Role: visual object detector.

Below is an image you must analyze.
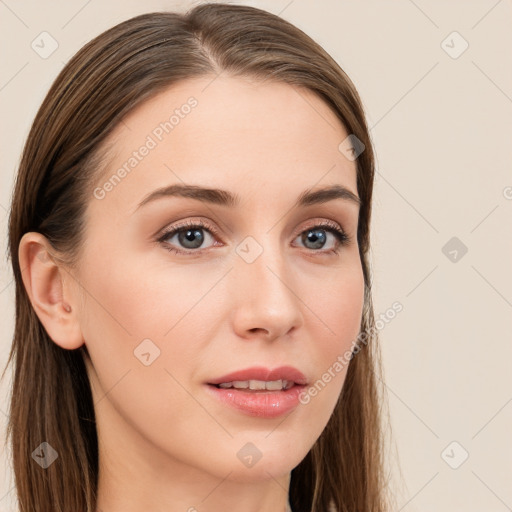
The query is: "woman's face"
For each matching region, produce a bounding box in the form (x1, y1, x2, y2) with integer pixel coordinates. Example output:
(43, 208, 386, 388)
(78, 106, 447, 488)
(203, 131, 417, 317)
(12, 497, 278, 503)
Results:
(74, 75, 364, 482)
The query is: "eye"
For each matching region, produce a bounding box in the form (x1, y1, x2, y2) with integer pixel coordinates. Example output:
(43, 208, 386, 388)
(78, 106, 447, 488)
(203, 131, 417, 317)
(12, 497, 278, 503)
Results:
(157, 220, 219, 255)
(293, 221, 350, 255)
(157, 219, 351, 256)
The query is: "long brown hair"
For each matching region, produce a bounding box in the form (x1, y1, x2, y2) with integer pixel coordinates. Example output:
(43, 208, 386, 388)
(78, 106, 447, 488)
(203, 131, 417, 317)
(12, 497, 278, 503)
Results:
(3, 3, 393, 511)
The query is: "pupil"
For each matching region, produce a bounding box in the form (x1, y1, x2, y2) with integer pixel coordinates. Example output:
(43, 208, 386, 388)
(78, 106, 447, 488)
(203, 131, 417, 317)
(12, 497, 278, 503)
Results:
(303, 229, 326, 249)
(180, 228, 204, 248)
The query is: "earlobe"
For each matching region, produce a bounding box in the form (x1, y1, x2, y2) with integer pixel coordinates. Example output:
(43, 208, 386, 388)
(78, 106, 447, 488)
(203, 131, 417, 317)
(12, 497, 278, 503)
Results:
(18, 232, 84, 350)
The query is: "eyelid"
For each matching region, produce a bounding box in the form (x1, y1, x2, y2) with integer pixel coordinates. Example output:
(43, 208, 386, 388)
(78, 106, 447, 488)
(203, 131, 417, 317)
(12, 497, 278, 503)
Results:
(295, 218, 346, 238)
(156, 216, 352, 254)
(156, 218, 221, 241)
(157, 217, 348, 239)
(155, 219, 221, 257)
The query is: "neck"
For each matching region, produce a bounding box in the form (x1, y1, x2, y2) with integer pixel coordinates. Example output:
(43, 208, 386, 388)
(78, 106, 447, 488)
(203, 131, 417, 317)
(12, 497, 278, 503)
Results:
(94, 408, 293, 512)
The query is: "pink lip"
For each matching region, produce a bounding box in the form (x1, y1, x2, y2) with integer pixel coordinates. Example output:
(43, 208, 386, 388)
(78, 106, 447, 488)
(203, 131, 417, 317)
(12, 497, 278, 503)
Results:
(204, 385, 306, 418)
(207, 365, 308, 386)
(205, 365, 308, 419)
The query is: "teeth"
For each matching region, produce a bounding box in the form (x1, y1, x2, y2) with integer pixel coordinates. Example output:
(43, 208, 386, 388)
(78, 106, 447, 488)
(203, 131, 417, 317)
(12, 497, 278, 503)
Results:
(216, 379, 293, 390)
(263, 379, 282, 390)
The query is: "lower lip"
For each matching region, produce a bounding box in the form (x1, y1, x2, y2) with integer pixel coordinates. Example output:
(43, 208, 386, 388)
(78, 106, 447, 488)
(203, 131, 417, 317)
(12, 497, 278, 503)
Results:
(204, 384, 306, 418)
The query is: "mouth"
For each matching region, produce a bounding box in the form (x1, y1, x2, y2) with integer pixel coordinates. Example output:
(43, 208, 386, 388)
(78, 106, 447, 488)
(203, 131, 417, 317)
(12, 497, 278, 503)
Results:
(206, 365, 308, 388)
(207, 379, 299, 392)
(204, 365, 308, 418)
(204, 373, 308, 418)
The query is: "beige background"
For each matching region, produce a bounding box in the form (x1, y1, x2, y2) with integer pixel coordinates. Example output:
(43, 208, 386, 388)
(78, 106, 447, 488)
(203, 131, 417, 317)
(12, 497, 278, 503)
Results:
(1, 0, 511, 510)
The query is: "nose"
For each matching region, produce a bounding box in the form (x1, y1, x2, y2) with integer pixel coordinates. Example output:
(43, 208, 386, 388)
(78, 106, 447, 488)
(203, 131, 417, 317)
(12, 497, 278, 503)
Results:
(230, 240, 304, 341)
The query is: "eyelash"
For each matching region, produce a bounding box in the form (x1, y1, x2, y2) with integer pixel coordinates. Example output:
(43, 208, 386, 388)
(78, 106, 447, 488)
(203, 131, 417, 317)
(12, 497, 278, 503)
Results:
(156, 219, 352, 256)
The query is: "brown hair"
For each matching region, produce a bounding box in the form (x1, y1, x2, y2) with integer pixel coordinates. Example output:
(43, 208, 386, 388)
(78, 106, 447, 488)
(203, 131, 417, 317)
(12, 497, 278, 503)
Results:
(3, 3, 393, 511)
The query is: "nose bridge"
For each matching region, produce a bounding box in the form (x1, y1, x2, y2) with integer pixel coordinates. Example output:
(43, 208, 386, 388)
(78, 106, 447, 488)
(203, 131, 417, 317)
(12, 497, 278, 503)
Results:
(230, 234, 303, 338)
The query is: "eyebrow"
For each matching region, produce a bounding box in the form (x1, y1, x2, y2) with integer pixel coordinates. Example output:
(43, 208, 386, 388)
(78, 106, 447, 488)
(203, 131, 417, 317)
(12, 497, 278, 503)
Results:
(135, 183, 361, 212)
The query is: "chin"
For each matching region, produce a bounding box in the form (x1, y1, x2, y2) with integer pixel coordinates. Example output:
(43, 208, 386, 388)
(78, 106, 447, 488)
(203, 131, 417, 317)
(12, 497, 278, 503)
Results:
(224, 459, 298, 482)
(218, 439, 308, 482)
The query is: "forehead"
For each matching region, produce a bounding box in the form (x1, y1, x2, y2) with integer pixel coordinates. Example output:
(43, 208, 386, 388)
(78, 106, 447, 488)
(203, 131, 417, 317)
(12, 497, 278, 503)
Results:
(89, 75, 358, 217)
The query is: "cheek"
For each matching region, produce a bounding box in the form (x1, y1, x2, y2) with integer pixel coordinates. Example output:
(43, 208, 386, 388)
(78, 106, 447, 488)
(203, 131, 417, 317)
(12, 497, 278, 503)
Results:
(328, 272, 365, 358)
(77, 247, 226, 407)
(78, 255, 226, 459)
(297, 262, 365, 414)
(79, 245, 218, 344)
(309, 259, 365, 356)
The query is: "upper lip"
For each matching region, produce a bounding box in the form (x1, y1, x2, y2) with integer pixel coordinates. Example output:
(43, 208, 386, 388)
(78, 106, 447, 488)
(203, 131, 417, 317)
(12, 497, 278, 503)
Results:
(207, 365, 308, 386)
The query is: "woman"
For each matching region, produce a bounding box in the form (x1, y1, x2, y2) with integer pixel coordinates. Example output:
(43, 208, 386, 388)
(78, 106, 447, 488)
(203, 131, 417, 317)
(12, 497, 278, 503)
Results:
(3, 3, 392, 511)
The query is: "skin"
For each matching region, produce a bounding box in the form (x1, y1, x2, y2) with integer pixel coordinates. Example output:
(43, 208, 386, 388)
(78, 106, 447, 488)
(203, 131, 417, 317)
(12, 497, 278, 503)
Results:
(19, 75, 364, 512)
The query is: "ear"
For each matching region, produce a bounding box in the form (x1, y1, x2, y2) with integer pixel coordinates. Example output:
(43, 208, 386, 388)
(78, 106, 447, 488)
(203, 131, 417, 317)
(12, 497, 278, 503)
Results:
(18, 232, 84, 350)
